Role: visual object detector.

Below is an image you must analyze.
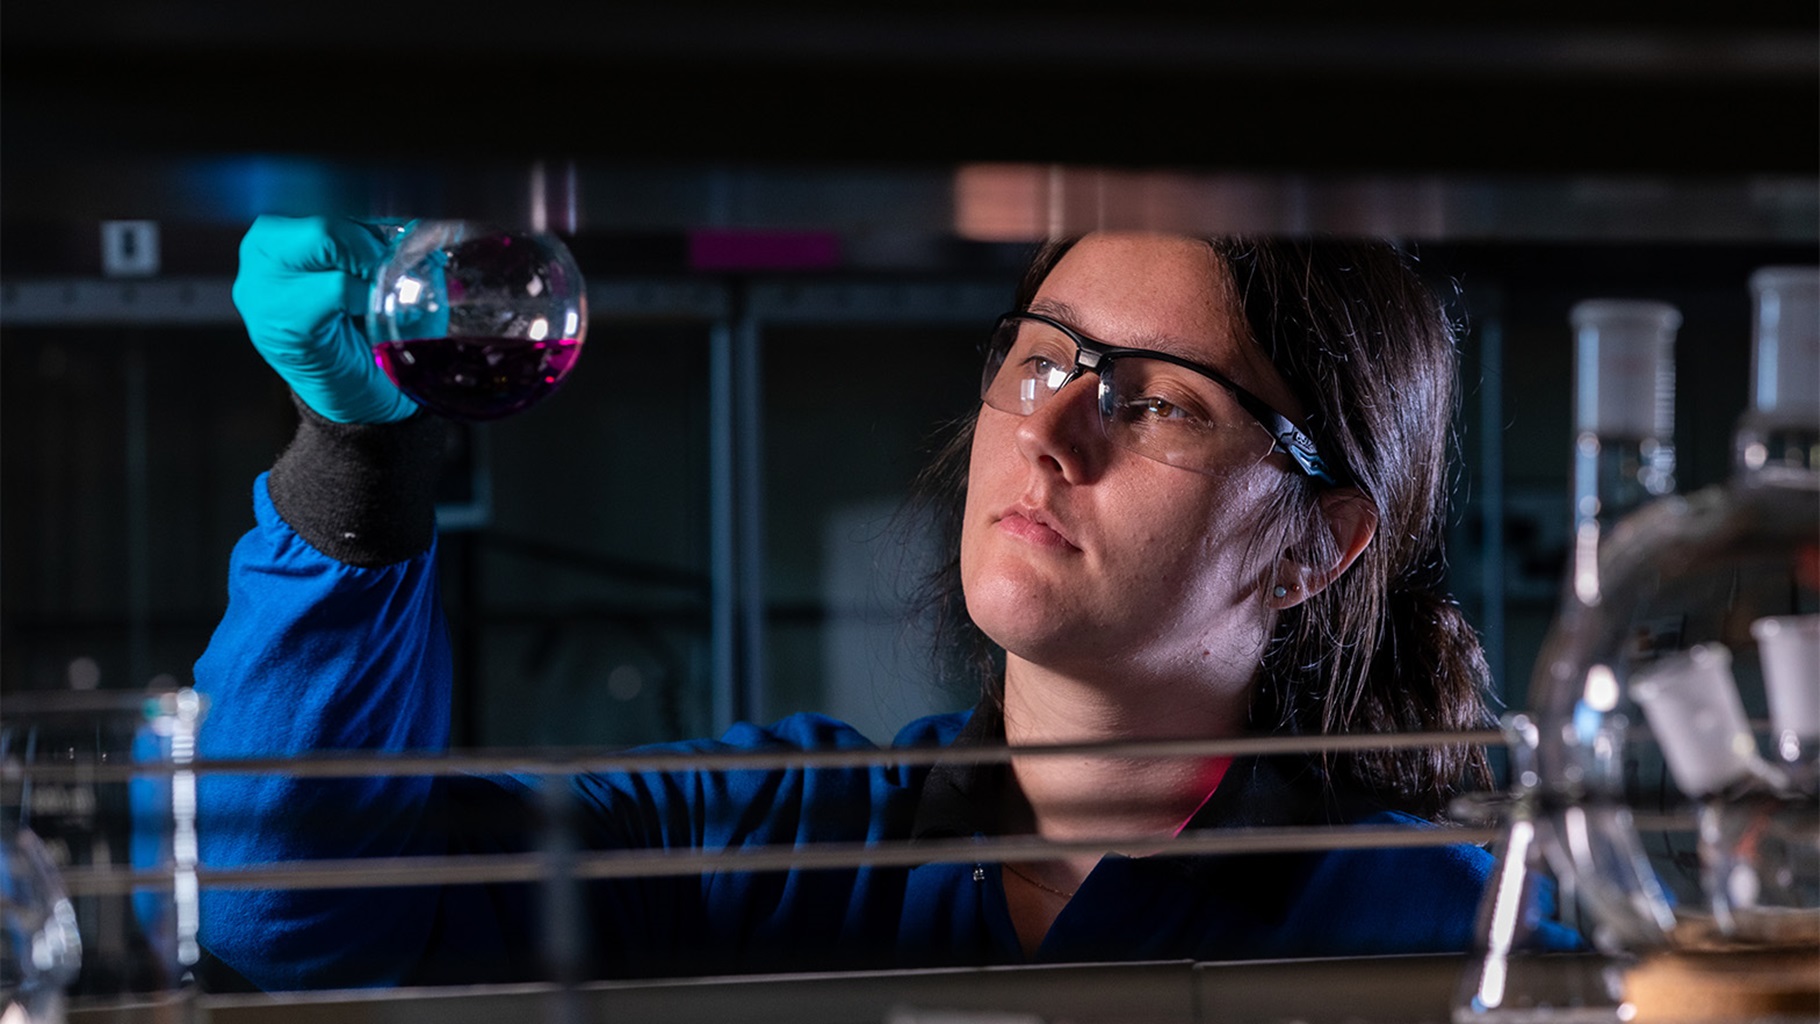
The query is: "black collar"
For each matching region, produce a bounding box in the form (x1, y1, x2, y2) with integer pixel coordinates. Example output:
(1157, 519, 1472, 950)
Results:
(910, 700, 1010, 840)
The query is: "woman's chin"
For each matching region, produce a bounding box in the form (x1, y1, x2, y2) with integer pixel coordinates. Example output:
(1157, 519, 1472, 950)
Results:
(967, 596, 1102, 672)
(967, 565, 1074, 632)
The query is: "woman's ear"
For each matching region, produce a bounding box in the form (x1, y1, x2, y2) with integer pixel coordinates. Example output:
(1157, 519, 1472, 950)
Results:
(1268, 488, 1378, 610)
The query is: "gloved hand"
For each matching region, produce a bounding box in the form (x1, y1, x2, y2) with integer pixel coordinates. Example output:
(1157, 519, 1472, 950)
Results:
(231, 215, 419, 424)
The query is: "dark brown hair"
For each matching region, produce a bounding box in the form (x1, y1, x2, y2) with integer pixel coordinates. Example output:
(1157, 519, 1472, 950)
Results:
(909, 234, 1493, 819)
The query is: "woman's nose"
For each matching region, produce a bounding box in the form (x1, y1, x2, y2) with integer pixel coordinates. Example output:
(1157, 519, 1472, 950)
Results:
(1013, 375, 1104, 479)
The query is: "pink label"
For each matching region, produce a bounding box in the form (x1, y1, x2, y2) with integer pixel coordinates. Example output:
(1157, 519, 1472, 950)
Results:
(688, 229, 841, 271)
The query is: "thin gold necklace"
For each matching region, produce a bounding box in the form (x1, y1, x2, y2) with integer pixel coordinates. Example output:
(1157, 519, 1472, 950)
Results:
(1001, 861, 1077, 900)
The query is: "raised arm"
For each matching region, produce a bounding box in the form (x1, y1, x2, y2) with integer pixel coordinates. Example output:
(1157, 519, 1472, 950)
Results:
(190, 219, 928, 990)
(194, 216, 472, 990)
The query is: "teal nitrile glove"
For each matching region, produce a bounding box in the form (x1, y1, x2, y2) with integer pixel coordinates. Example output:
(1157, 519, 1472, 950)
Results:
(231, 215, 420, 424)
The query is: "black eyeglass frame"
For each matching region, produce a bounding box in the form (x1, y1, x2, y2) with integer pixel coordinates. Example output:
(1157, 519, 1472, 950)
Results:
(985, 311, 1343, 486)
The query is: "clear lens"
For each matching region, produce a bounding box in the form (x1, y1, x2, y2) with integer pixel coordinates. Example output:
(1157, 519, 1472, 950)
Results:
(982, 315, 1276, 477)
(982, 316, 1075, 415)
(1100, 359, 1276, 475)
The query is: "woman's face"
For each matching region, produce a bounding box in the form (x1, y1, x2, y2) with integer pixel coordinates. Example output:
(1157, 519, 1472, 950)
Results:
(960, 233, 1305, 690)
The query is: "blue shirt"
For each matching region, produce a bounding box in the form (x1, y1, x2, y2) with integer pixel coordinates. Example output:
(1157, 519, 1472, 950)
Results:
(193, 475, 1507, 992)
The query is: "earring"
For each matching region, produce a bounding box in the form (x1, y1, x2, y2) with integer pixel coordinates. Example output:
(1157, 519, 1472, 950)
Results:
(1272, 584, 1289, 599)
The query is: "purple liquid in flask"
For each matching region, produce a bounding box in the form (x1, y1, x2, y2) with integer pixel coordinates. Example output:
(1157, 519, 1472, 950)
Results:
(376, 335, 583, 421)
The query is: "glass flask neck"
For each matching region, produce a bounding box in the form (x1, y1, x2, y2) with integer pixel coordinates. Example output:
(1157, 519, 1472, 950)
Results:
(1567, 299, 1681, 606)
(1741, 266, 1820, 487)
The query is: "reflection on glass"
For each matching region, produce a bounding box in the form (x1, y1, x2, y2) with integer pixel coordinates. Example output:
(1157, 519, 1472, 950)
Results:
(368, 221, 589, 422)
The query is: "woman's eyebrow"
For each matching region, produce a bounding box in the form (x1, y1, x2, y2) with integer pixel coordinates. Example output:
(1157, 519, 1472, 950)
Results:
(1025, 298, 1081, 323)
(1027, 298, 1210, 362)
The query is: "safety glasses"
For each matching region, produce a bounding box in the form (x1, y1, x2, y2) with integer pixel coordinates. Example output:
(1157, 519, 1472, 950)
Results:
(981, 312, 1341, 486)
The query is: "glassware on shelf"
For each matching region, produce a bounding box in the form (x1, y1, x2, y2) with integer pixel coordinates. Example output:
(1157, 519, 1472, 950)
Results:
(1456, 299, 1684, 1023)
(0, 688, 207, 1012)
(1455, 713, 1630, 1023)
(1522, 266, 1819, 1020)
(368, 220, 589, 422)
(2, 826, 81, 1023)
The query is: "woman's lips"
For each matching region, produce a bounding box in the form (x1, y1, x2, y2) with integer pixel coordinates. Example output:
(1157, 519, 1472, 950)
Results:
(997, 507, 1080, 551)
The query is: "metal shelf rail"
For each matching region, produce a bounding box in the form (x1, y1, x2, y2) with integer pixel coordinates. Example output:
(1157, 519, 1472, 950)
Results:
(8, 718, 1549, 1021)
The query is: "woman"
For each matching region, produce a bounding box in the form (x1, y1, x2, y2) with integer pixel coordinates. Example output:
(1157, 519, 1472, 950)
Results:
(194, 219, 1507, 991)
(925, 232, 1492, 952)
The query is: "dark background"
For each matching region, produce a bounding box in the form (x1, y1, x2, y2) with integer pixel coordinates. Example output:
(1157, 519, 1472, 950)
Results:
(3, 2, 1815, 747)
(6, 2, 1816, 173)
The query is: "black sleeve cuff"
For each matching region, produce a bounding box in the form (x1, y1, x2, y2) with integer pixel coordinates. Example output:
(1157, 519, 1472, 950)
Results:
(266, 394, 447, 567)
